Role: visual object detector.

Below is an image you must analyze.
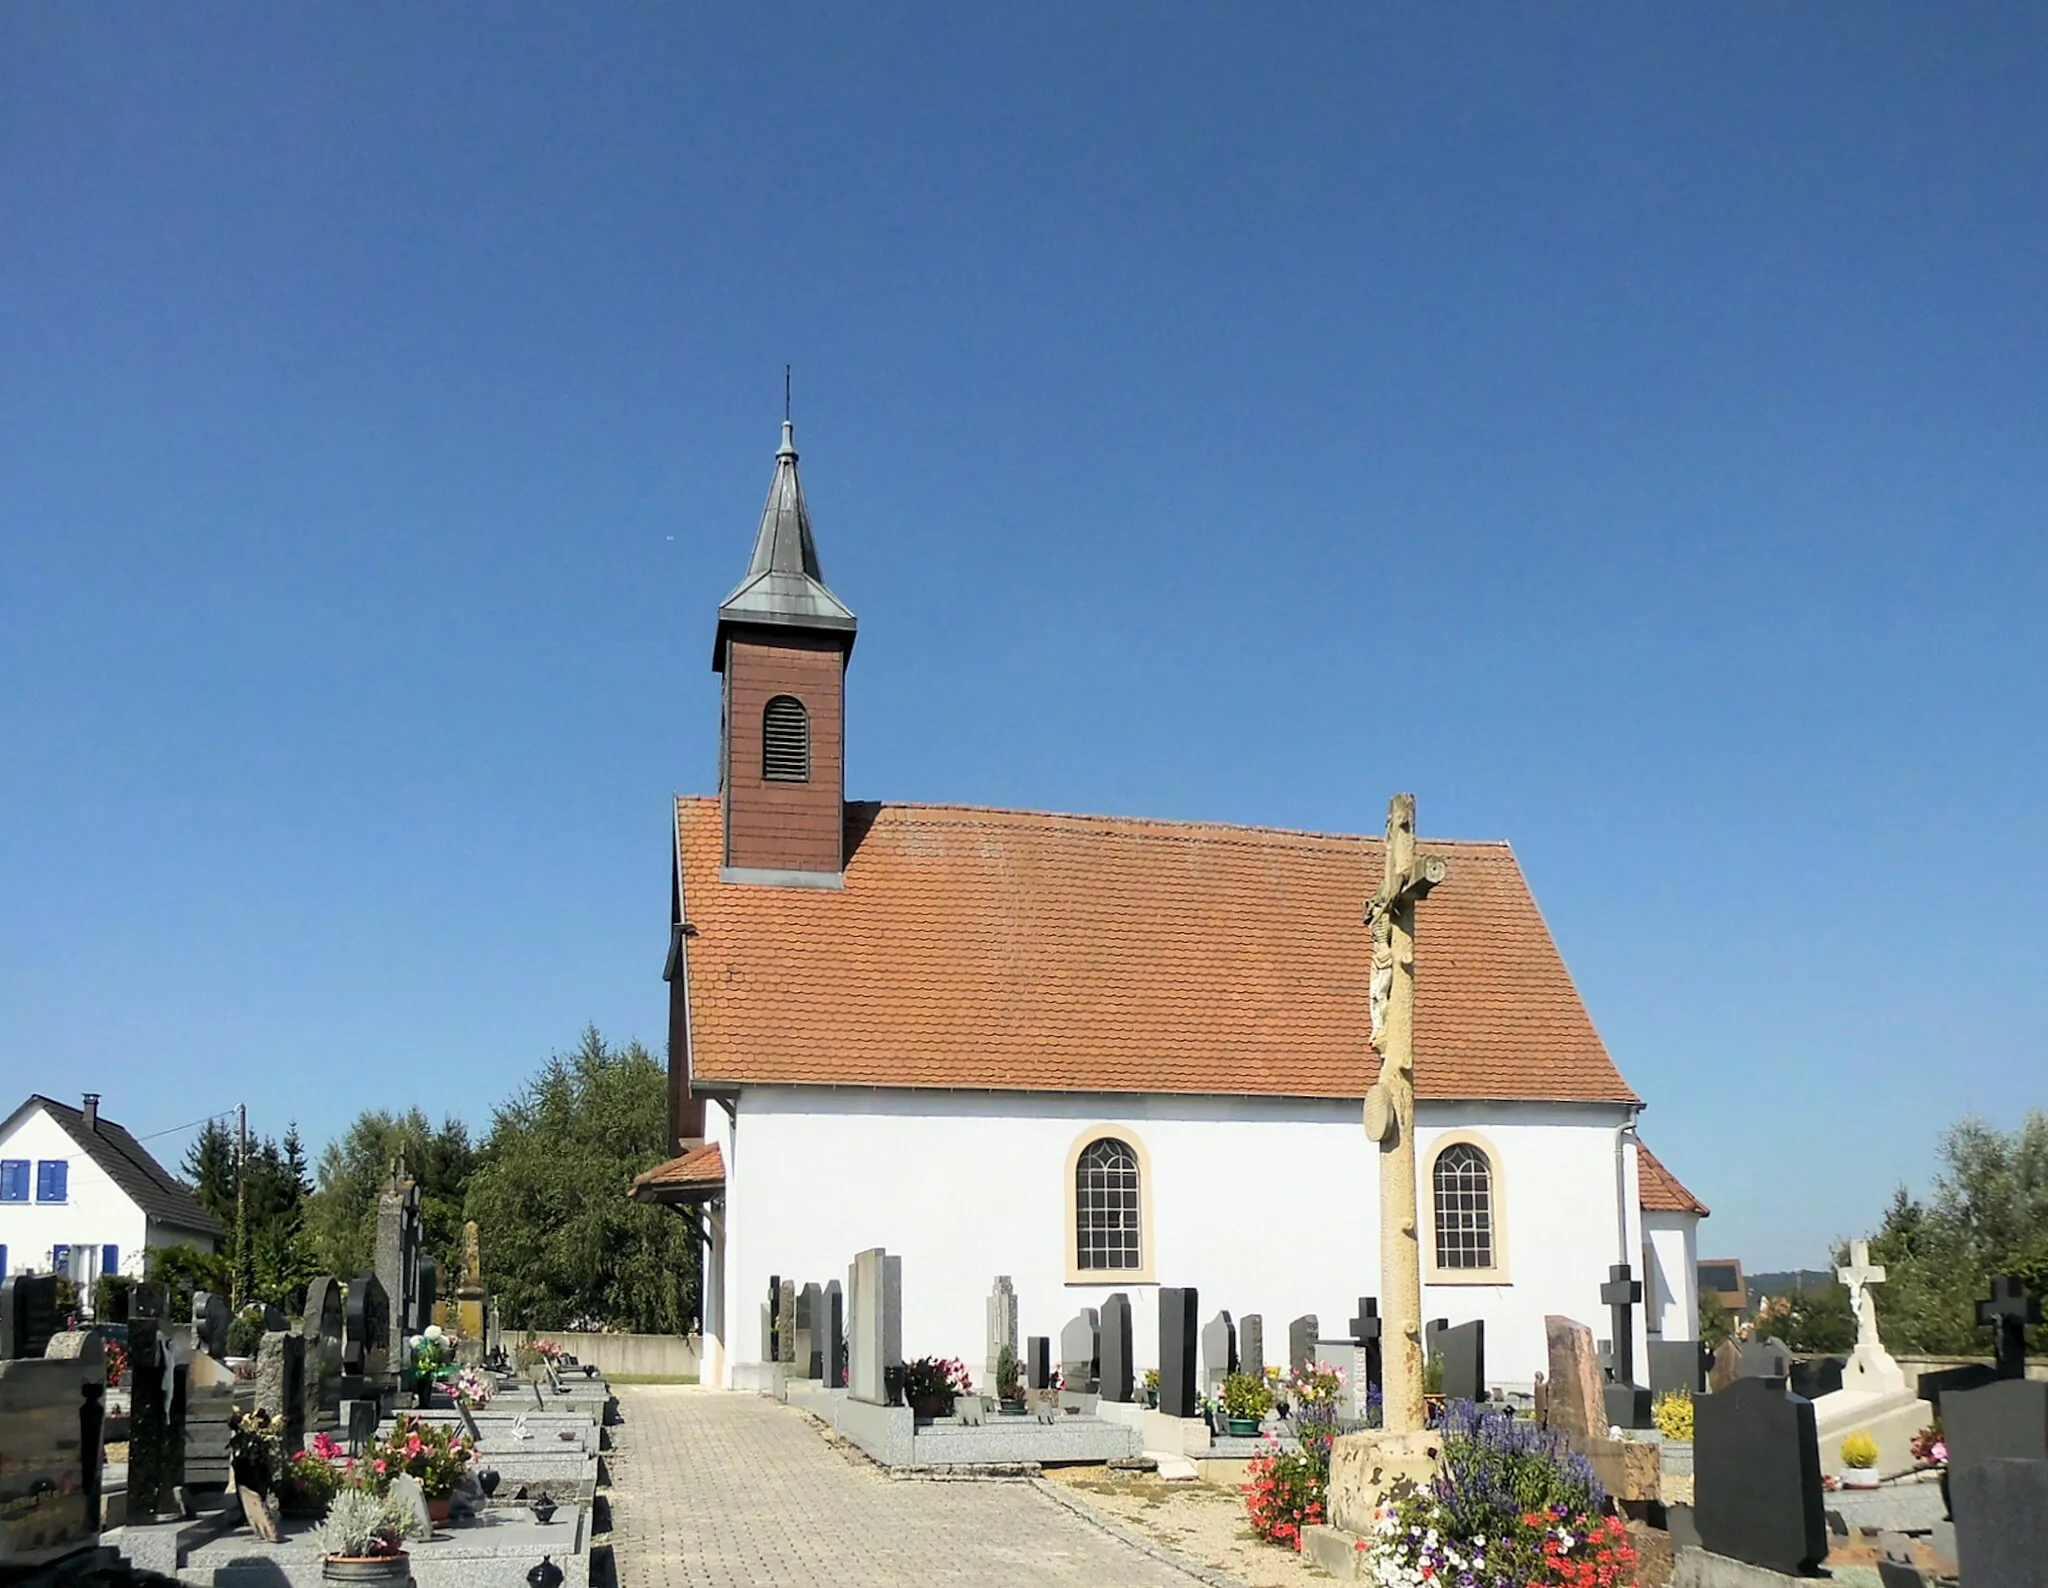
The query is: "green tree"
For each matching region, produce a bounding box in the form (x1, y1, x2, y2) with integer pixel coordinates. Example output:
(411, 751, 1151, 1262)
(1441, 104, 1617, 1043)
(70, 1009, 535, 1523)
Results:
(146, 1241, 233, 1300)
(306, 1108, 475, 1284)
(181, 1119, 237, 1226)
(1868, 1111, 2048, 1355)
(1699, 1292, 1735, 1349)
(464, 1027, 699, 1333)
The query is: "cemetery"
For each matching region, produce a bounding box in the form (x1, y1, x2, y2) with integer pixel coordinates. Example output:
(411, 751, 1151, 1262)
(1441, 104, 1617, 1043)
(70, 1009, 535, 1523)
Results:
(2, 1184, 613, 1588)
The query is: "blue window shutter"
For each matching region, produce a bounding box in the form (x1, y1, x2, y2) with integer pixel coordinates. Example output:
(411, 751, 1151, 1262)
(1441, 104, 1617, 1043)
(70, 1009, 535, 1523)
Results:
(52, 1243, 71, 1274)
(0, 1244, 8, 1278)
(0, 1160, 26, 1202)
(103, 1244, 119, 1276)
(36, 1160, 67, 1202)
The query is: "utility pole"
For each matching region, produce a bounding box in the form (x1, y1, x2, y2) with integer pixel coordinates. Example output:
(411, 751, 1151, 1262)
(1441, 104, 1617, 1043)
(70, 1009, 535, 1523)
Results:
(234, 1102, 250, 1309)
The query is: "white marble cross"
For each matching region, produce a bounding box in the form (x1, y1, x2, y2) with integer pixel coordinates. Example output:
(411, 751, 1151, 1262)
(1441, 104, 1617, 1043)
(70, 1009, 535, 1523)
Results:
(1837, 1239, 1887, 1352)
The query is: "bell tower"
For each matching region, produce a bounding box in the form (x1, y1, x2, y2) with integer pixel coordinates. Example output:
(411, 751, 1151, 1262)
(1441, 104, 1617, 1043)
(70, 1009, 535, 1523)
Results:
(713, 419, 856, 883)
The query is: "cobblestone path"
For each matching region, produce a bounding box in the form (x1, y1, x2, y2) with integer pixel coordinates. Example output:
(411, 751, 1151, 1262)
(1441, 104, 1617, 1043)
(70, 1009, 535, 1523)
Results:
(607, 1387, 1212, 1587)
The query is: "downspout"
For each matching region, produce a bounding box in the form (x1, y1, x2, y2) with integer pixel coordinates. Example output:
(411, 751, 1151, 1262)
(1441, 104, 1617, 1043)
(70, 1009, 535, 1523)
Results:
(1615, 1104, 1645, 1378)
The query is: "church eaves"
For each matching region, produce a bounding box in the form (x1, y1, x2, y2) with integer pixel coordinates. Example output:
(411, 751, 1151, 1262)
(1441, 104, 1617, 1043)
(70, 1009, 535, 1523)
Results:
(714, 420, 856, 669)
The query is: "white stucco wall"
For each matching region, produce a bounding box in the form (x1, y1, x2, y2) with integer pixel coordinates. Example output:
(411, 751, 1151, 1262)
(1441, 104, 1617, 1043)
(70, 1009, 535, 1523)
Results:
(0, 1107, 150, 1283)
(716, 1086, 1639, 1392)
(1643, 1211, 1700, 1342)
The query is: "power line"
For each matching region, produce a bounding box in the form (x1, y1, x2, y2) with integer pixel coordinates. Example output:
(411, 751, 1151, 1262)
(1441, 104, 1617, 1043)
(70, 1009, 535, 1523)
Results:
(132, 1108, 239, 1143)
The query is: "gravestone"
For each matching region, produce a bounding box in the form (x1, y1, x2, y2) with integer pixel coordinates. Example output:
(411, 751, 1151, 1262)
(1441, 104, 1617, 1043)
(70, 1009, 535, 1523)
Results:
(1544, 1316, 1604, 1442)
(1977, 1273, 2041, 1378)
(1426, 1318, 1485, 1404)
(0, 1331, 106, 1565)
(1708, 1337, 1744, 1393)
(1059, 1307, 1100, 1392)
(1600, 1264, 1652, 1429)
(373, 1173, 423, 1365)
(191, 1291, 230, 1361)
(1347, 1297, 1384, 1403)
(1943, 1376, 2048, 1472)
(388, 1472, 433, 1538)
(415, 1254, 440, 1335)
(984, 1276, 1018, 1399)
(1288, 1314, 1318, 1376)
(822, 1278, 846, 1387)
(1788, 1356, 1845, 1401)
(778, 1279, 797, 1366)
(1647, 1339, 1709, 1398)
(1159, 1286, 1199, 1419)
(759, 1301, 773, 1364)
(1694, 1376, 1826, 1575)
(1099, 1293, 1134, 1403)
(795, 1282, 822, 1379)
(1201, 1310, 1237, 1395)
(1025, 1336, 1051, 1392)
(127, 1315, 187, 1521)
(847, 1248, 900, 1405)
(255, 1330, 306, 1454)
(1740, 1335, 1793, 1380)
(456, 1220, 488, 1342)
(1949, 1458, 2048, 1588)
(1, 1273, 61, 1361)
(301, 1277, 345, 1433)
(1239, 1314, 1265, 1380)
(485, 1300, 501, 1357)
(1317, 1341, 1372, 1420)
(343, 1272, 390, 1385)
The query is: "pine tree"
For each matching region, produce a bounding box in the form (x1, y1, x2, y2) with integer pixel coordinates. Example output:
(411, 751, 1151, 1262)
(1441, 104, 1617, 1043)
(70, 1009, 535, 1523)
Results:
(181, 1119, 237, 1226)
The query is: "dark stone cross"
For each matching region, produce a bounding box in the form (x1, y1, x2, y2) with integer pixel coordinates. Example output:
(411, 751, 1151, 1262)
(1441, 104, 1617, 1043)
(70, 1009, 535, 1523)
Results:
(1347, 1297, 1383, 1402)
(766, 1274, 782, 1366)
(1600, 1264, 1643, 1384)
(1976, 1275, 2041, 1380)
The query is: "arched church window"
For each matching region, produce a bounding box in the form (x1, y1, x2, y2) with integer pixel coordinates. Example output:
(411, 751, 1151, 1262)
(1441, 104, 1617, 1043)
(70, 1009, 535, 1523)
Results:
(762, 695, 810, 782)
(1075, 1137, 1142, 1271)
(1432, 1142, 1495, 1271)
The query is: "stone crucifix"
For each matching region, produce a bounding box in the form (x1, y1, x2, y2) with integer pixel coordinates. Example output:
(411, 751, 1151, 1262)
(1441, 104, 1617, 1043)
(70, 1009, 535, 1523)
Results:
(1838, 1240, 1885, 1354)
(1361, 792, 1446, 1434)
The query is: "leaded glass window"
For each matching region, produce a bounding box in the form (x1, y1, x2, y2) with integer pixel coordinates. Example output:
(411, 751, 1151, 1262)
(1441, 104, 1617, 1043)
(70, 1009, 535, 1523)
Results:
(1075, 1137, 1141, 1271)
(1432, 1143, 1494, 1270)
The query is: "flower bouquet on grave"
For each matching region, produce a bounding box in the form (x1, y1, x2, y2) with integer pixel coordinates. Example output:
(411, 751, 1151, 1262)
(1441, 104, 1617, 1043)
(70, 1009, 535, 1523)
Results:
(452, 1366, 494, 1407)
(104, 1337, 129, 1389)
(901, 1355, 972, 1419)
(1222, 1371, 1275, 1436)
(1910, 1419, 1946, 1469)
(1141, 1367, 1161, 1408)
(281, 1445, 344, 1517)
(404, 1327, 457, 1403)
(369, 1413, 476, 1513)
(228, 1407, 285, 1498)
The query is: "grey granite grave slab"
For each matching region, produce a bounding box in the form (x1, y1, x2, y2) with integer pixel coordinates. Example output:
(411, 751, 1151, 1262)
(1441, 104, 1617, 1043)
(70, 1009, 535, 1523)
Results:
(175, 1504, 590, 1588)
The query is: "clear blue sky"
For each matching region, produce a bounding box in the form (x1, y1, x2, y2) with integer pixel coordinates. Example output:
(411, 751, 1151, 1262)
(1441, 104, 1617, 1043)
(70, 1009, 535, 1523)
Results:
(4, 5, 2042, 1271)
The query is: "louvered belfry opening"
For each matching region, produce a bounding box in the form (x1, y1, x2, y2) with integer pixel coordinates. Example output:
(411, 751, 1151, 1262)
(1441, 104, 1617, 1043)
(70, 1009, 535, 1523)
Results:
(761, 694, 811, 782)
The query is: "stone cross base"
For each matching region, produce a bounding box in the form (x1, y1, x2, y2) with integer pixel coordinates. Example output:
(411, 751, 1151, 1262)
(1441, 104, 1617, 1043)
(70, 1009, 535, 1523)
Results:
(1325, 1429, 1444, 1534)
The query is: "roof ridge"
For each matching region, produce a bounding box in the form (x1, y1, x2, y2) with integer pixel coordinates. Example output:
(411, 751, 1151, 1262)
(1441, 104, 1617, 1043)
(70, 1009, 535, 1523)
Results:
(675, 792, 1514, 851)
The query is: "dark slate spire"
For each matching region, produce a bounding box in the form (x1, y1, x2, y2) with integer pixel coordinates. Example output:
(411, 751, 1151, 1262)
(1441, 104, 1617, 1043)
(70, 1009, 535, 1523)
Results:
(713, 419, 856, 669)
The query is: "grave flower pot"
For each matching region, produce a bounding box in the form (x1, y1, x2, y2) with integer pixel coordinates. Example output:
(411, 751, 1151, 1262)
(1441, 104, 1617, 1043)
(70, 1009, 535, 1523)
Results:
(426, 1496, 454, 1525)
(911, 1393, 951, 1419)
(1226, 1416, 1261, 1437)
(322, 1553, 412, 1587)
(1839, 1469, 1881, 1489)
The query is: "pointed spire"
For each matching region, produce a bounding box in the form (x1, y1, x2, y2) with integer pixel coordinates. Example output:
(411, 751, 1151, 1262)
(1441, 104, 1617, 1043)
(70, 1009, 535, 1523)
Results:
(714, 417, 856, 670)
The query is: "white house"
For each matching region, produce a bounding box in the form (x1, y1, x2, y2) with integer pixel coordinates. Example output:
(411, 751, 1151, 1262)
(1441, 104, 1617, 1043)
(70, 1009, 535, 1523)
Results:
(1637, 1141, 1709, 1341)
(632, 420, 1713, 1395)
(0, 1093, 223, 1293)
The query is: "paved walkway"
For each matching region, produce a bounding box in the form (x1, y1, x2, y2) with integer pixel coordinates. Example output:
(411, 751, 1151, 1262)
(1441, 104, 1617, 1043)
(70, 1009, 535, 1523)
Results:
(607, 1386, 1212, 1587)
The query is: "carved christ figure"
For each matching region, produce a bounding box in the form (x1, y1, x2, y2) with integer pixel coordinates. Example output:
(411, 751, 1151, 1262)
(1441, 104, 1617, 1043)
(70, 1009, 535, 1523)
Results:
(1369, 910, 1395, 1050)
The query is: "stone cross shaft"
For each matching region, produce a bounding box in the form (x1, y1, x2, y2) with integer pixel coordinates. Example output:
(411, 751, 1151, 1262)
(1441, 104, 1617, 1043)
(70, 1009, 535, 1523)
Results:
(1600, 1264, 1643, 1386)
(1837, 1240, 1886, 1352)
(1361, 792, 1446, 1435)
(1976, 1274, 2042, 1378)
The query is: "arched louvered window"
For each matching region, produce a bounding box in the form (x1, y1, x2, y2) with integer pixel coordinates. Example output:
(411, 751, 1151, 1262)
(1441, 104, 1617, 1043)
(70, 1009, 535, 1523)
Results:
(1432, 1143, 1495, 1271)
(762, 695, 810, 782)
(1075, 1137, 1142, 1271)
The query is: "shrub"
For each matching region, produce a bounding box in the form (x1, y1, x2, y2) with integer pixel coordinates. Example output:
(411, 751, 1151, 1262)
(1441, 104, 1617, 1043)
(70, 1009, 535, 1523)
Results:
(1841, 1431, 1880, 1470)
(996, 1345, 1020, 1400)
(901, 1355, 972, 1413)
(309, 1487, 422, 1559)
(366, 1413, 476, 1499)
(1430, 1401, 1605, 1546)
(1653, 1390, 1694, 1442)
(93, 1274, 137, 1323)
(228, 1306, 268, 1359)
(280, 1449, 341, 1517)
(1222, 1371, 1274, 1422)
(1243, 1436, 1326, 1549)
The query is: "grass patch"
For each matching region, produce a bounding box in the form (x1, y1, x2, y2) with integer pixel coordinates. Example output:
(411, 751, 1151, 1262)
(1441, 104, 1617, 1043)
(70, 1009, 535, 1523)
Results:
(605, 1372, 700, 1385)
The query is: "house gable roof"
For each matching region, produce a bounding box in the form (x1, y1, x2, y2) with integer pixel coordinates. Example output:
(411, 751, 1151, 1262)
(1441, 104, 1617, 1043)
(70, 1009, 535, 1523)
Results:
(676, 798, 1640, 1104)
(8, 1095, 225, 1238)
(1638, 1140, 1710, 1216)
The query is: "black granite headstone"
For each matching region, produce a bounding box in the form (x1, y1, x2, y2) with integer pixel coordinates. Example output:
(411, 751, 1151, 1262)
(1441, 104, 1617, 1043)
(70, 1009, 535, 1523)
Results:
(1739, 1335, 1793, 1380)
(191, 1290, 229, 1359)
(343, 1271, 389, 1376)
(1599, 1264, 1652, 1427)
(415, 1254, 440, 1334)
(1647, 1339, 1709, 1397)
(1976, 1274, 2041, 1379)
(1, 1272, 61, 1360)
(766, 1274, 781, 1365)
(1694, 1376, 1826, 1575)
(1950, 1457, 2048, 1587)
(1159, 1286, 1199, 1420)
(1099, 1292, 1134, 1404)
(1347, 1297, 1384, 1401)
(822, 1279, 846, 1388)
(1788, 1356, 1845, 1401)
(1425, 1318, 1485, 1403)
(127, 1316, 188, 1521)
(1025, 1335, 1051, 1391)
(1943, 1377, 2048, 1473)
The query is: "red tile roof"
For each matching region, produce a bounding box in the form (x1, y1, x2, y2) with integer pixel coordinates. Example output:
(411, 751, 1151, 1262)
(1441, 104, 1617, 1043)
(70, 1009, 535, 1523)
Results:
(677, 799, 1639, 1104)
(628, 1142, 726, 1203)
(1638, 1141, 1709, 1216)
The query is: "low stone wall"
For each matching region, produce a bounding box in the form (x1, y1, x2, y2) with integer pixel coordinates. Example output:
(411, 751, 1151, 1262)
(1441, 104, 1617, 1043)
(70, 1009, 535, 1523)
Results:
(1894, 1353, 2048, 1388)
(503, 1330, 699, 1379)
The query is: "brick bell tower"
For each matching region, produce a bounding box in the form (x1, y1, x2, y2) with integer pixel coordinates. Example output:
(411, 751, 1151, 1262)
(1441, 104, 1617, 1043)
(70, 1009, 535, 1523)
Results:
(713, 417, 857, 883)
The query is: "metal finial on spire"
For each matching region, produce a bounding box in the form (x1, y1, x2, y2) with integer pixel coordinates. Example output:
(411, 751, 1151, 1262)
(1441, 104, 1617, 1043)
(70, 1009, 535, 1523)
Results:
(785, 363, 791, 422)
